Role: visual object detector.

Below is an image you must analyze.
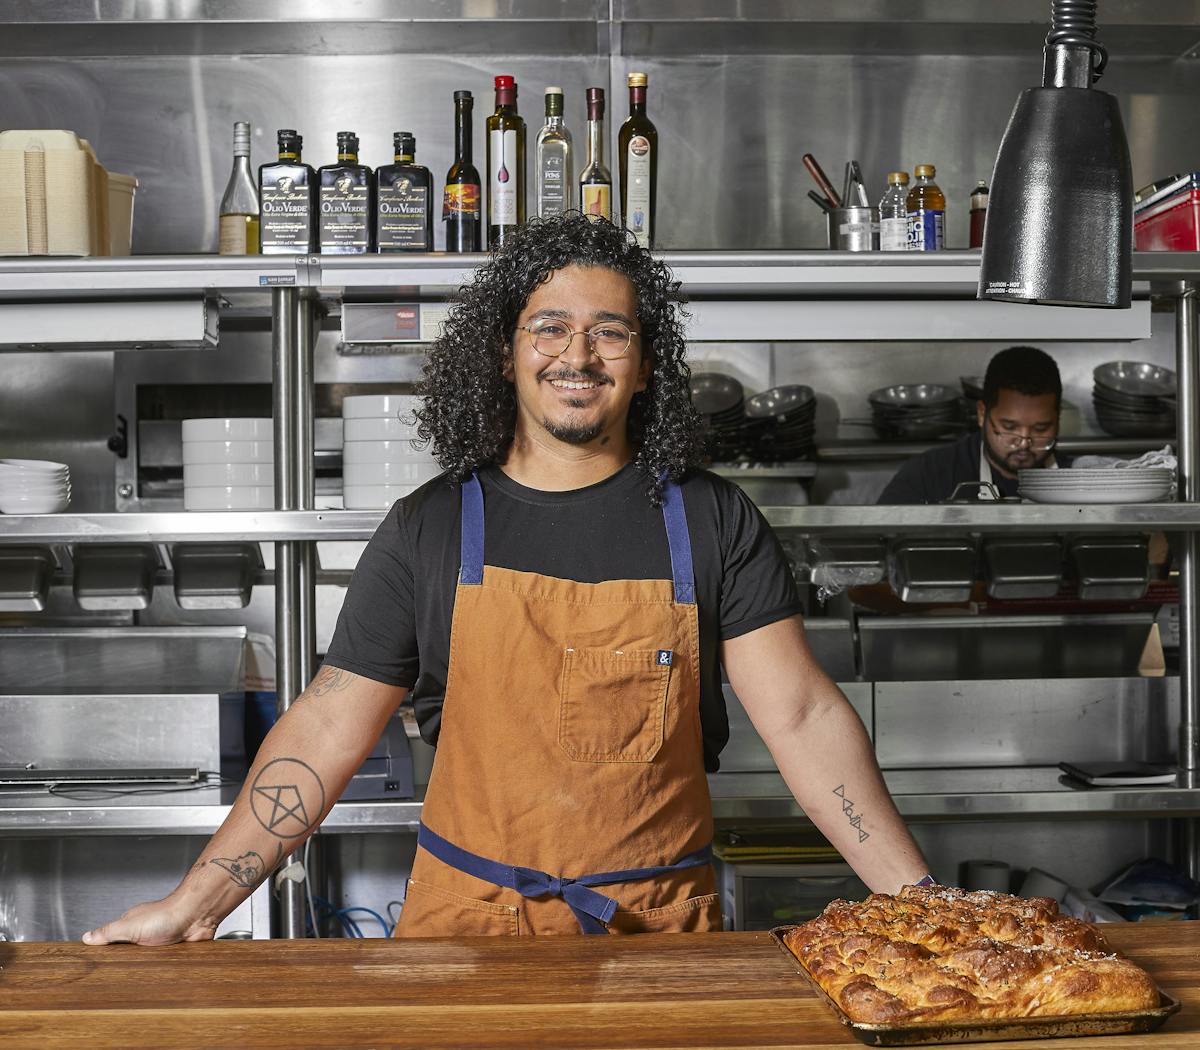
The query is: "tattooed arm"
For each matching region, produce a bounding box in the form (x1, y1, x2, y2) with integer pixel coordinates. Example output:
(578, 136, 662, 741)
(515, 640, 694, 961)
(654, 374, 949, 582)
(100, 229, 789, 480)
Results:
(82, 665, 408, 945)
(720, 615, 929, 894)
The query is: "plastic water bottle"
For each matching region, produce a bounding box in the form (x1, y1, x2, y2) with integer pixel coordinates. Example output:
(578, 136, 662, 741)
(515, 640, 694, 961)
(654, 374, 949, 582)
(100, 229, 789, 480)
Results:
(879, 172, 910, 252)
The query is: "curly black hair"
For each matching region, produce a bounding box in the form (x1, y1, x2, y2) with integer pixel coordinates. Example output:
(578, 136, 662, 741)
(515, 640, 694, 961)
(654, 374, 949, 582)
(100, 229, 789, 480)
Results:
(414, 212, 703, 504)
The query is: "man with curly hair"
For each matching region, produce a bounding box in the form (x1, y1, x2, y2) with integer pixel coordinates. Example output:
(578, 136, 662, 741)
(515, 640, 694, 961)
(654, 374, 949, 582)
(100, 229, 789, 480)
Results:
(84, 215, 929, 946)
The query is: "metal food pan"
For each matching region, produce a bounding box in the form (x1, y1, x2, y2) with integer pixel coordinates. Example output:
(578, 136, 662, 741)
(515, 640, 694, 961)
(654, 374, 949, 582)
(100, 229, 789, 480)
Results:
(769, 926, 1179, 1046)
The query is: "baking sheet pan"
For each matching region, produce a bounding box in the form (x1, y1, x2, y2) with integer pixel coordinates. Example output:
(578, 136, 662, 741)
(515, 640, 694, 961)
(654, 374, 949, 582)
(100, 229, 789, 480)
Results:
(769, 926, 1180, 1046)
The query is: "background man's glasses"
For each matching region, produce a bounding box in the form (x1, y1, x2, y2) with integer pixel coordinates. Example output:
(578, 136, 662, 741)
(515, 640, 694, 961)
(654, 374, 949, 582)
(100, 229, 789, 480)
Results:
(520, 318, 638, 361)
(985, 412, 1057, 452)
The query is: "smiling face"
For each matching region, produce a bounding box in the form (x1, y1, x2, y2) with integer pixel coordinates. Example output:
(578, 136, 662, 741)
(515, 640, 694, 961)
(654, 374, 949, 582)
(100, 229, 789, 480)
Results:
(505, 264, 650, 454)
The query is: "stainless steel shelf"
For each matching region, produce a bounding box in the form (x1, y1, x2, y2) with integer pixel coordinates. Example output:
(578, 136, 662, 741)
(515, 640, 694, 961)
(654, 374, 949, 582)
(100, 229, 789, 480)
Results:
(0, 510, 386, 543)
(2, 503, 1198, 544)
(710, 768, 1200, 822)
(761, 502, 1197, 534)
(0, 251, 1196, 302)
(5, 767, 1198, 837)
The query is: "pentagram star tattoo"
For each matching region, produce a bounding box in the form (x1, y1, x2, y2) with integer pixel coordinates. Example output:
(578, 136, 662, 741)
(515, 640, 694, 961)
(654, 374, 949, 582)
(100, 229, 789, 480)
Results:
(212, 851, 266, 888)
(250, 757, 326, 839)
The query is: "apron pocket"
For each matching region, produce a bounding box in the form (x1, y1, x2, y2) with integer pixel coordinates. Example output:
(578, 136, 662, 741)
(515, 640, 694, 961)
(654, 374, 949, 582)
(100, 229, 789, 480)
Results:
(607, 893, 722, 934)
(397, 878, 520, 937)
(559, 647, 671, 762)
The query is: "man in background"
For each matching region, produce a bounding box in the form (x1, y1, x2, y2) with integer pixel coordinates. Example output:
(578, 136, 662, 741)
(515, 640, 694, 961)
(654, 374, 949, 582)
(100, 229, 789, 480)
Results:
(878, 346, 1069, 504)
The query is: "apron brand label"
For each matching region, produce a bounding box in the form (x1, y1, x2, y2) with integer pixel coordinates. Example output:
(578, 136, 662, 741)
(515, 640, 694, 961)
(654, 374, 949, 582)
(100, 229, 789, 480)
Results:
(656, 649, 673, 666)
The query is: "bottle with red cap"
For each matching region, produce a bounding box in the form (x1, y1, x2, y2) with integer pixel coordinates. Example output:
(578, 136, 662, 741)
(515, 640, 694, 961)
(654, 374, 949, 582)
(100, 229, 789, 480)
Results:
(486, 74, 526, 246)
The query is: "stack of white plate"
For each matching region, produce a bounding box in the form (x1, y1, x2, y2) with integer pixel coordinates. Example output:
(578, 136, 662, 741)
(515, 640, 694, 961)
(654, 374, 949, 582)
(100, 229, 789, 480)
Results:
(182, 418, 274, 510)
(342, 394, 440, 509)
(1019, 467, 1175, 504)
(0, 459, 71, 514)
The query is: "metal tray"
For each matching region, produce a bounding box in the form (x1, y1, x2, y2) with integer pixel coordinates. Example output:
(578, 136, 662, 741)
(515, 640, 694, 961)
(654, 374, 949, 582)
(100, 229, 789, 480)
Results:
(769, 926, 1180, 1046)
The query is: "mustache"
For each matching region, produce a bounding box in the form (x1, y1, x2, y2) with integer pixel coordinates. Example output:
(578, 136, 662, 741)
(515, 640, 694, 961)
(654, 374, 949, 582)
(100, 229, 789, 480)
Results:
(539, 366, 612, 385)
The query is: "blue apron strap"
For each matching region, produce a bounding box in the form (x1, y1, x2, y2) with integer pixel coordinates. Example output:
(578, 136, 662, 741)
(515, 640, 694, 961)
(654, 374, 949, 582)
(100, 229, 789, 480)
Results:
(417, 823, 713, 935)
(459, 473, 484, 586)
(660, 478, 695, 605)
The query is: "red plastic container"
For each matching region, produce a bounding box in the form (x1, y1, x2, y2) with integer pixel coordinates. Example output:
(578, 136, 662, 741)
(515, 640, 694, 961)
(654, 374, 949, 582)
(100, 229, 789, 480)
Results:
(1134, 173, 1200, 251)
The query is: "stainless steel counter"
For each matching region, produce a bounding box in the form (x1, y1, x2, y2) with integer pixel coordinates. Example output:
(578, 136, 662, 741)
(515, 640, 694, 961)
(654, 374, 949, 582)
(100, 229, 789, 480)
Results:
(3, 767, 1198, 837)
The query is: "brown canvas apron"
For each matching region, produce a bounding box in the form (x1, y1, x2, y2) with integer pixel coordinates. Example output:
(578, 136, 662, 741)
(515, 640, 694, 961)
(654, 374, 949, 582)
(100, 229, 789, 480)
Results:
(393, 472, 720, 936)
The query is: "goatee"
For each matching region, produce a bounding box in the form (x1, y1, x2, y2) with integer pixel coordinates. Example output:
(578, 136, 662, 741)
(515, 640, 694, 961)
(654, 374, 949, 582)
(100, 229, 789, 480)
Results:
(543, 416, 606, 444)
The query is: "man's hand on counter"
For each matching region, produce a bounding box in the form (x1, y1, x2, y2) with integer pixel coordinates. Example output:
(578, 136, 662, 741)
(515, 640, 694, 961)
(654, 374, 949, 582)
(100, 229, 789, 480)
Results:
(82, 893, 219, 946)
(80, 665, 409, 946)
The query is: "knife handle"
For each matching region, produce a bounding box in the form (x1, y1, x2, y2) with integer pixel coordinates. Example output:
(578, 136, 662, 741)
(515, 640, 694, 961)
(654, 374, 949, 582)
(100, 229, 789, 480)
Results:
(803, 153, 842, 208)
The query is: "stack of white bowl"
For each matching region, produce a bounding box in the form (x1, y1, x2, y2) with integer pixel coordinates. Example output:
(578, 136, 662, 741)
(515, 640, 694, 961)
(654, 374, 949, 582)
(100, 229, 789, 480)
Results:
(182, 418, 274, 511)
(0, 459, 71, 514)
(342, 395, 440, 509)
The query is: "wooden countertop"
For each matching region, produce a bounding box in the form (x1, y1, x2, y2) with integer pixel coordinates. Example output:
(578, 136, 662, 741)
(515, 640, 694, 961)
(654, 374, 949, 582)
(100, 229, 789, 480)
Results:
(0, 923, 1196, 1049)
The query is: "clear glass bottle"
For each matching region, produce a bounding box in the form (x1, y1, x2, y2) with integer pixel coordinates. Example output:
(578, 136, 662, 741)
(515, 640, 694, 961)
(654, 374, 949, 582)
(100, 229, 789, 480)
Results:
(906, 164, 946, 251)
(579, 87, 611, 222)
(486, 75, 526, 247)
(258, 129, 316, 255)
(618, 72, 657, 248)
(536, 87, 573, 218)
(878, 171, 910, 252)
(219, 121, 260, 255)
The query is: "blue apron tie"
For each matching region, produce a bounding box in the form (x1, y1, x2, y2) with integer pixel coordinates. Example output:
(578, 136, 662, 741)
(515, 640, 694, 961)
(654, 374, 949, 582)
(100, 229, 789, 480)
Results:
(417, 823, 713, 934)
(459, 472, 695, 605)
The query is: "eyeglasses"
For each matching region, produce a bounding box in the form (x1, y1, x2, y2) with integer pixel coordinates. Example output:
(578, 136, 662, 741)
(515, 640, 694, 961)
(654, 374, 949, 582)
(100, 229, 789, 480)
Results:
(519, 317, 639, 361)
(985, 411, 1057, 452)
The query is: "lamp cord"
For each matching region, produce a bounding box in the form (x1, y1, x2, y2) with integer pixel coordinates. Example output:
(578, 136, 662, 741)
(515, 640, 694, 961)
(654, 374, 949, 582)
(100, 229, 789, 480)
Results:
(1046, 0, 1109, 80)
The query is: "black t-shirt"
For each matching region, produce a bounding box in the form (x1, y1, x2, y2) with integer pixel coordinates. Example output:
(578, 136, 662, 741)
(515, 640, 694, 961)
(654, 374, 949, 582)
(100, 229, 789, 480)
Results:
(324, 462, 804, 772)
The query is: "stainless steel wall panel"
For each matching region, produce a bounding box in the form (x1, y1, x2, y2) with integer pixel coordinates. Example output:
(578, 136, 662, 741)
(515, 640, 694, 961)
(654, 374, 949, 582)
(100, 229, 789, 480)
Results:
(874, 677, 1178, 769)
(1, 52, 1198, 252)
(0, 693, 223, 770)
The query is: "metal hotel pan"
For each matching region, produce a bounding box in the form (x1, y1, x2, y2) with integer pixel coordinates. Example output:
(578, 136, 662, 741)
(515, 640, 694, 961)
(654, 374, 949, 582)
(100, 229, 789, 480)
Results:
(769, 927, 1180, 1047)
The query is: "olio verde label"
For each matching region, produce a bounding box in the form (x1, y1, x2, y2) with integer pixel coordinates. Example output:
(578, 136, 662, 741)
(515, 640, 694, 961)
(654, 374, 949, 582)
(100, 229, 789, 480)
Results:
(378, 179, 429, 250)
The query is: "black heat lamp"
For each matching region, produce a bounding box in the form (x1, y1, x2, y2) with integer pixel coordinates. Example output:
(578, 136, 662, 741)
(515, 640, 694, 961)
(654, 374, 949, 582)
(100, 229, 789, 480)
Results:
(978, 0, 1131, 308)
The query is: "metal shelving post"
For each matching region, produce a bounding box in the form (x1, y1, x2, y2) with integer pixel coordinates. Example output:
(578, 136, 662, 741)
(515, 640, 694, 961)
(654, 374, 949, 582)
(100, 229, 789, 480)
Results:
(271, 286, 307, 938)
(1175, 285, 1200, 881)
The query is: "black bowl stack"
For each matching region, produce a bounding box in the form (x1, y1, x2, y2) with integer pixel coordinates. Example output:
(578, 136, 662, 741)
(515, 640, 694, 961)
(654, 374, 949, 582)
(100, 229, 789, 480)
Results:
(744, 385, 817, 462)
(689, 372, 745, 462)
(1092, 361, 1176, 438)
(868, 383, 963, 441)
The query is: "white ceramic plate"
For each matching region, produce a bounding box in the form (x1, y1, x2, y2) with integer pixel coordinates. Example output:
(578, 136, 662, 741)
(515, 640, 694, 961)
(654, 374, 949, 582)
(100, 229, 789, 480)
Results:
(343, 417, 422, 442)
(181, 417, 273, 442)
(343, 461, 442, 486)
(0, 492, 70, 513)
(341, 394, 422, 420)
(343, 483, 419, 509)
(0, 458, 70, 474)
(183, 485, 275, 510)
(1021, 486, 1173, 504)
(342, 439, 433, 463)
(184, 462, 276, 487)
(182, 439, 275, 465)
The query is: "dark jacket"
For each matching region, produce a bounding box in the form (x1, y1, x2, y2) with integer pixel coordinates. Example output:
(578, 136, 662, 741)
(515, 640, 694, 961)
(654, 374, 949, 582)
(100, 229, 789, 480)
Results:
(877, 431, 1072, 504)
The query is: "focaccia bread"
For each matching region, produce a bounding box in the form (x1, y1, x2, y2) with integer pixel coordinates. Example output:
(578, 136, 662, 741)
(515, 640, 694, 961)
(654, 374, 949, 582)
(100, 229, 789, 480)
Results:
(783, 885, 1158, 1025)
